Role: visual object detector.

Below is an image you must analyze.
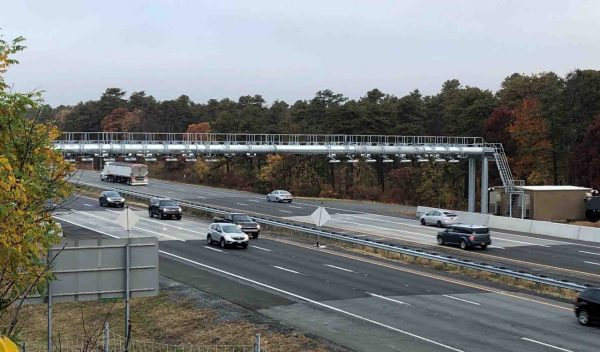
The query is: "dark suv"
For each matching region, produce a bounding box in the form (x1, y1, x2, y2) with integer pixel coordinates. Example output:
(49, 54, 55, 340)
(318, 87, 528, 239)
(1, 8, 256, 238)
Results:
(437, 224, 491, 250)
(575, 287, 600, 325)
(148, 197, 182, 220)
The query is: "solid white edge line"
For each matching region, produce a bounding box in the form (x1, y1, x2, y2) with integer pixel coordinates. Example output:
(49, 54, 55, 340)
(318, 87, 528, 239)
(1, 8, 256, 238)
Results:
(583, 261, 600, 266)
(84, 204, 93, 207)
(324, 264, 355, 273)
(272, 265, 301, 274)
(279, 210, 292, 213)
(159, 250, 464, 352)
(521, 337, 573, 352)
(203, 246, 226, 253)
(367, 292, 410, 306)
(579, 250, 600, 256)
(251, 245, 272, 252)
(442, 295, 481, 306)
(236, 203, 248, 206)
(52, 217, 119, 239)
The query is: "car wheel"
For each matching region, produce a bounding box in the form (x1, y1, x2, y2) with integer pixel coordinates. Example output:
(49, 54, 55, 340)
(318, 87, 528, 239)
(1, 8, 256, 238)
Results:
(148, 210, 153, 218)
(120, 203, 124, 208)
(459, 239, 468, 250)
(207, 235, 213, 245)
(252, 233, 259, 239)
(437, 221, 443, 228)
(480, 244, 488, 250)
(276, 197, 281, 203)
(99, 200, 103, 207)
(241, 243, 248, 249)
(578, 309, 590, 325)
(159, 212, 165, 220)
(437, 236, 445, 245)
(266, 196, 270, 202)
(176, 215, 182, 220)
(420, 218, 426, 225)
(220, 238, 226, 249)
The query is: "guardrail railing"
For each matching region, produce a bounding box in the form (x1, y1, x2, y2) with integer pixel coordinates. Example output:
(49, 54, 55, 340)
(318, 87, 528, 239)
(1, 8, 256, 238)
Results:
(72, 181, 588, 293)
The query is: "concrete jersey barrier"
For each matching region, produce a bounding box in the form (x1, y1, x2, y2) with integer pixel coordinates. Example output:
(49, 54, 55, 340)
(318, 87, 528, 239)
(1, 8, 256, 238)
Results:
(415, 206, 600, 243)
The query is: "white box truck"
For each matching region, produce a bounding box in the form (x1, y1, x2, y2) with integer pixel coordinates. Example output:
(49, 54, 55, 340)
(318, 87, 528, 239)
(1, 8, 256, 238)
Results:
(100, 162, 149, 185)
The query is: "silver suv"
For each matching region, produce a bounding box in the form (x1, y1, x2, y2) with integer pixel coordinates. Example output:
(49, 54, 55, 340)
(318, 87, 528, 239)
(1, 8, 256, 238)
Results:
(207, 223, 249, 249)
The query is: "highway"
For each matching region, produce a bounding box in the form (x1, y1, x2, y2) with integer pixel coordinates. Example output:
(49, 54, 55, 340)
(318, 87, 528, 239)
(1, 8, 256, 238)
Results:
(71, 170, 600, 287)
(54, 195, 600, 352)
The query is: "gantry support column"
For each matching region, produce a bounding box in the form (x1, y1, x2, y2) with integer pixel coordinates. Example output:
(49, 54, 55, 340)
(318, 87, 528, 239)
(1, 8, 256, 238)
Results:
(481, 156, 489, 214)
(468, 158, 476, 213)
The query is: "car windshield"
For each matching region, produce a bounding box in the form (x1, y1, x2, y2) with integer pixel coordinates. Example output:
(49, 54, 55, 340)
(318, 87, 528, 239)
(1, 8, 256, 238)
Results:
(443, 212, 457, 217)
(159, 200, 177, 207)
(222, 225, 242, 233)
(105, 192, 120, 197)
(232, 214, 252, 221)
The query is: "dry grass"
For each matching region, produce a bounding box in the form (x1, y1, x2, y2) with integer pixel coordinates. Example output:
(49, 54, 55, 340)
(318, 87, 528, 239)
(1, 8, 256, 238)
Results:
(14, 289, 335, 352)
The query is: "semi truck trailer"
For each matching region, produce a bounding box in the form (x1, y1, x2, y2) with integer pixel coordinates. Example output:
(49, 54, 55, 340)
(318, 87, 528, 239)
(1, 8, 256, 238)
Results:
(100, 162, 149, 185)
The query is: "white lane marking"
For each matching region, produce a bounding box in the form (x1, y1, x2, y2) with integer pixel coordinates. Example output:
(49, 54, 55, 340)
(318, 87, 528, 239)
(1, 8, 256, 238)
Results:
(104, 209, 205, 235)
(489, 245, 505, 249)
(203, 246, 226, 253)
(251, 245, 272, 252)
(279, 210, 292, 214)
(584, 261, 600, 266)
(248, 200, 259, 203)
(236, 203, 248, 206)
(289, 205, 302, 209)
(272, 265, 302, 274)
(160, 251, 465, 352)
(579, 250, 600, 256)
(332, 218, 435, 238)
(324, 264, 355, 273)
(84, 204, 93, 207)
(367, 292, 410, 305)
(521, 338, 573, 352)
(73, 210, 185, 241)
(492, 237, 550, 247)
(52, 217, 119, 239)
(442, 295, 481, 306)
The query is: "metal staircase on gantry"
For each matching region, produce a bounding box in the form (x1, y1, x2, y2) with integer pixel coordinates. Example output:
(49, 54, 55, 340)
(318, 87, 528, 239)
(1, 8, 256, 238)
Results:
(492, 143, 525, 218)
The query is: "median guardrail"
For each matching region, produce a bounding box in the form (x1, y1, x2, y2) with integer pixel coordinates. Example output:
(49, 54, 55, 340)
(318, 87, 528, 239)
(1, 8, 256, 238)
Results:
(74, 182, 589, 293)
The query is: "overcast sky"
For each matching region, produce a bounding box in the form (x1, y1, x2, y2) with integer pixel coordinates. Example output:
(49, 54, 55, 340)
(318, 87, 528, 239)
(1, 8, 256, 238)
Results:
(2, 0, 599, 106)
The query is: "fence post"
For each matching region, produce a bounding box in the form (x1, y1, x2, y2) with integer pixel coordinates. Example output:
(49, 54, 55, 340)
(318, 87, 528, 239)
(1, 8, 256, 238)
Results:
(104, 321, 109, 352)
(254, 333, 261, 352)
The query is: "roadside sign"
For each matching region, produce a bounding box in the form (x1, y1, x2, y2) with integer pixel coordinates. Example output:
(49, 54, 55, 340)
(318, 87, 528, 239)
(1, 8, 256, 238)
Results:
(311, 206, 331, 227)
(117, 207, 140, 231)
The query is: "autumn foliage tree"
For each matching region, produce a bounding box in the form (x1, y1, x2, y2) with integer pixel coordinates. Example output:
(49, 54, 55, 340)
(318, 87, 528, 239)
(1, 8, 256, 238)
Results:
(572, 114, 600, 189)
(186, 122, 211, 133)
(507, 98, 553, 184)
(100, 107, 142, 132)
(0, 34, 74, 337)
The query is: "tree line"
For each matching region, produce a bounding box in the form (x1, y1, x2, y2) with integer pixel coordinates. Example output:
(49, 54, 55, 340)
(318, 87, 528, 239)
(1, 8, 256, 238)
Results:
(38, 70, 600, 208)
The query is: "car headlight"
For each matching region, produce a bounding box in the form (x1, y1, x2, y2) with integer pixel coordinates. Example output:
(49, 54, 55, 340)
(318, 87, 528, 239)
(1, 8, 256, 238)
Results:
(257, 224, 261, 230)
(177, 207, 182, 211)
(159, 207, 165, 211)
(237, 224, 242, 229)
(106, 198, 112, 202)
(224, 235, 232, 240)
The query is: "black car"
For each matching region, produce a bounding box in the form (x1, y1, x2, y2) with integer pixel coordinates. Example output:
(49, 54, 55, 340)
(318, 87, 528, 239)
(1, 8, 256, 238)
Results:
(437, 224, 491, 250)
(214, 212, 261, 239)
(575, 287, 600, 325)
(99, 190, 125, 207)
(148, 197, 182, 220)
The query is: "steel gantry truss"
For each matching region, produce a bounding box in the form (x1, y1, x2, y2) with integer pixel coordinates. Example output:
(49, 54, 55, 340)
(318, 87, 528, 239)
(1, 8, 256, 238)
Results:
(54, 132, 525, 216)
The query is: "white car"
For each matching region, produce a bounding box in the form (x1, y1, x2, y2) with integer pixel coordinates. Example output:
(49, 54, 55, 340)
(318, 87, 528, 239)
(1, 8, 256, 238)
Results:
(266, 190, 293, 203)
(207, 223, 249, 249)
(420, 210, 459, 227)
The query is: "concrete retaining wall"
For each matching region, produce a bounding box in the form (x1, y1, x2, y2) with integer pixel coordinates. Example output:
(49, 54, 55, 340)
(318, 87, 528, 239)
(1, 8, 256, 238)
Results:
(416, 206, 600, 243)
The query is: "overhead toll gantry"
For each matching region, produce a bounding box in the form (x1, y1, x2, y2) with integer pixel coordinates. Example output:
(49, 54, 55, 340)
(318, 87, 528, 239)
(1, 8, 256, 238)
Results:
(54, 132, 525, 217)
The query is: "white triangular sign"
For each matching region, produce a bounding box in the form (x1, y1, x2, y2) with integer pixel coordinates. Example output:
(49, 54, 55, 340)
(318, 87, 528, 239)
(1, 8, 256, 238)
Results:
(117, 208, 140, 231)
(310, 206, 331, 227)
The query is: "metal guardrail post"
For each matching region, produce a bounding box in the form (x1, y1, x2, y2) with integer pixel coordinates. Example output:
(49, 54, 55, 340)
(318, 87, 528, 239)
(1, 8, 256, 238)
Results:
(254, 333, 261, 352)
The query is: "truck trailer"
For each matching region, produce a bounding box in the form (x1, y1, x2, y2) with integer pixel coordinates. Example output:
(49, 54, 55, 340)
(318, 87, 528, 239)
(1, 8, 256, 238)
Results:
(100, 162, 149, 185)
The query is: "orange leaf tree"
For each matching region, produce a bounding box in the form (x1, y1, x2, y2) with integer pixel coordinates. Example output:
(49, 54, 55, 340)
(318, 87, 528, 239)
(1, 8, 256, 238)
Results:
(0, 33, 74, 337)
(507, 97, 553, 184)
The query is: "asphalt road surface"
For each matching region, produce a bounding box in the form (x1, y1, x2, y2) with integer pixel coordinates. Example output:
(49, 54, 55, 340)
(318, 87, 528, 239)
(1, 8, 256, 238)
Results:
(54, 195, 600, 352)
(71, 170, 600, 286)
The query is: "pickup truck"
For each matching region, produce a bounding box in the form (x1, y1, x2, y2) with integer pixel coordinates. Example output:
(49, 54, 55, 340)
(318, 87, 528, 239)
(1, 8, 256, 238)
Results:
(214, 213, 260, 239)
